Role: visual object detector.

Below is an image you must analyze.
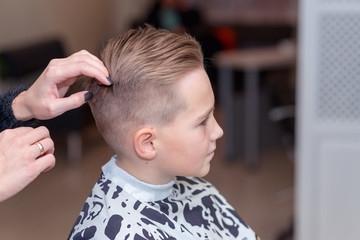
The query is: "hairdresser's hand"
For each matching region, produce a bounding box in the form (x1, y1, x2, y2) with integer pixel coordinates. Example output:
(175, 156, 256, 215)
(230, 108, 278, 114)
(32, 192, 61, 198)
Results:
(0, 126, 55, 202)
(12, 50, 111, 121)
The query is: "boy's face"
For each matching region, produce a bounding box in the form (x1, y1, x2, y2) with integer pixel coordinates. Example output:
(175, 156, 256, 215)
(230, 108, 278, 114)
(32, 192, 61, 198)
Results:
(155, 68, 223, 181)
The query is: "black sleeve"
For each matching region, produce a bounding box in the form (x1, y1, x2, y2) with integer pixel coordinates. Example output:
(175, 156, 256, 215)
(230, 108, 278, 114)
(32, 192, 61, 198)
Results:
(0, 86, 39, 132)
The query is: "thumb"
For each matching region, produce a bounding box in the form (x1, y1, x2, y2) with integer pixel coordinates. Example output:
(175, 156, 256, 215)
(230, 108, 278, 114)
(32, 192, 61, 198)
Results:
(51, 91, 91, 117)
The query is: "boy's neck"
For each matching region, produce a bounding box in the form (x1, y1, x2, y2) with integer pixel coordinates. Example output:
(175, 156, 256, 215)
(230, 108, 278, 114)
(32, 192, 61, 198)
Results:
(115, 156, 174, 185)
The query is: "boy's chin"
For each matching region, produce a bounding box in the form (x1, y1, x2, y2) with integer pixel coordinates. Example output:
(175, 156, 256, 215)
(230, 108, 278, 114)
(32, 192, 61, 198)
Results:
(196, 165, 211, 178)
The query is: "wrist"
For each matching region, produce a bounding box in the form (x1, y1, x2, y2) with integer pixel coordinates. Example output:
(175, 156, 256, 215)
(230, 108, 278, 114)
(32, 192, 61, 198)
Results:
(11, 91, 33, 121)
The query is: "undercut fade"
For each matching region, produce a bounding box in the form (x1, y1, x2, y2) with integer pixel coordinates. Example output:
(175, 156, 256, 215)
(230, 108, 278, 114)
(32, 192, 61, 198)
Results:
(87, 24, 204, 155)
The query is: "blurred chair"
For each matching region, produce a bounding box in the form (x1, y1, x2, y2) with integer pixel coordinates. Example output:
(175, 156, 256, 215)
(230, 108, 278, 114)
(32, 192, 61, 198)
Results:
(267, 81, 296, 161)
(0, 39, 83, 165)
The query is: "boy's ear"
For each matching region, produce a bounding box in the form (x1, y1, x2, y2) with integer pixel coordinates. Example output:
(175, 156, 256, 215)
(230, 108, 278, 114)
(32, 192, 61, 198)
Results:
(133, 128, 157, 160)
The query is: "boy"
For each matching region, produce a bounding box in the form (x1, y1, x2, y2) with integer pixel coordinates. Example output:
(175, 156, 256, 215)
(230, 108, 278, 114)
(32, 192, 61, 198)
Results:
(69, 25, 259, 240)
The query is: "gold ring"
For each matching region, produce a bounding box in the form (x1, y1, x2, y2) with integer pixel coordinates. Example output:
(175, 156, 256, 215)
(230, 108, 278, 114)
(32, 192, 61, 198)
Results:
(36, 142, 45, 157)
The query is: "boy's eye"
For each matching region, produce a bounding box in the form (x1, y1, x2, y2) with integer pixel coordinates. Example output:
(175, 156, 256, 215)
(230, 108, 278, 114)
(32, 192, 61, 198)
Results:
(200, 117, 209, 126)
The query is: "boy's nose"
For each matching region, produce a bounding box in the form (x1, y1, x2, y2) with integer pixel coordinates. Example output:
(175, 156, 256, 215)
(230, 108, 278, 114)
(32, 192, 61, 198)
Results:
(211, 119, 224, 140)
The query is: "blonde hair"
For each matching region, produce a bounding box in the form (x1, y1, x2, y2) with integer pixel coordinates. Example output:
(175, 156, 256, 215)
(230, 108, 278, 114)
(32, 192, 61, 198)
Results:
(88, 24, 204, 155)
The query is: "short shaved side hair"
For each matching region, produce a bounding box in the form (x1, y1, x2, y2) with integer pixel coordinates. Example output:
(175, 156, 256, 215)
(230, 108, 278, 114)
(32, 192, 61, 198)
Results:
(87, 24, 204, 155)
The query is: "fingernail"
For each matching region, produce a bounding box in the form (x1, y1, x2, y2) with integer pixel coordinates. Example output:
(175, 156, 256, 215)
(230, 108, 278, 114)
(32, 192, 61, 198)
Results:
(84, 92, 93, 102)
(106, 76, 114, 85)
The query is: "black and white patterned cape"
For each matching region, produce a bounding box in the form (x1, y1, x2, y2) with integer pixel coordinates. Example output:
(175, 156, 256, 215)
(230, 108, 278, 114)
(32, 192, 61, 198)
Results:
(69, 156, 260, 240)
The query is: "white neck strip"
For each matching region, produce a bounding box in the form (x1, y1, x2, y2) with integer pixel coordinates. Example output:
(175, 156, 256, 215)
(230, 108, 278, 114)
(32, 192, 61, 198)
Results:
(102, 155, 175, 202)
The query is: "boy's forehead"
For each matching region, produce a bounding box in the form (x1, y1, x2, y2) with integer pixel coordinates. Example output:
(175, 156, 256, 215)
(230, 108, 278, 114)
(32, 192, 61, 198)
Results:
(178, 68, 209, 85)
(176, 68, 213, 108)
(179, 68, 211, 91)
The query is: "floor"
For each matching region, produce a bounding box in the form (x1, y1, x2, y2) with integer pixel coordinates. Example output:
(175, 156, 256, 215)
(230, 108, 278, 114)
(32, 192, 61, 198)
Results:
(0, 117, 294, 240)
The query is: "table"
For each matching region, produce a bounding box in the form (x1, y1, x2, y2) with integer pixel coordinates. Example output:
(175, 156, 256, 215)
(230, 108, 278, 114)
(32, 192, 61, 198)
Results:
(213, 42, 296, 166)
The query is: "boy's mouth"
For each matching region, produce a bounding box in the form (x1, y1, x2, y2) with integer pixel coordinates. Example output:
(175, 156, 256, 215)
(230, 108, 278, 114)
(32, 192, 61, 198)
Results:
(208, 147, 216, 156)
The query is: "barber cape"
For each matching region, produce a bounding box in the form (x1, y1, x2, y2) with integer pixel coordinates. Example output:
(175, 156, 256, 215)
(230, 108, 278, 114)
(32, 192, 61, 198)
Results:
(69, 156, 259, 240)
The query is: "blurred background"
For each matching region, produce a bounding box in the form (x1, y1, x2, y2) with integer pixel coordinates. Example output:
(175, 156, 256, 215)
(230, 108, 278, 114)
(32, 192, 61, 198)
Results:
(2, 0, 358, 240)
(0, 0, 296, 239)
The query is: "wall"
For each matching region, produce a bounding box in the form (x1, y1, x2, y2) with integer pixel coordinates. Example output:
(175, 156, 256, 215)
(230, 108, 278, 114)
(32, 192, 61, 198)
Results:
(0, 0, 297, 55)
(0, 0, 152, 55)
(200, 0, 298, 26)
(108, 0, 154, 37)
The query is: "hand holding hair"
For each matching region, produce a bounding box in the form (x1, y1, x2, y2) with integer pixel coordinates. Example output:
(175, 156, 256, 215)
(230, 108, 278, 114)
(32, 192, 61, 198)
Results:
(11, 50, 112, 121)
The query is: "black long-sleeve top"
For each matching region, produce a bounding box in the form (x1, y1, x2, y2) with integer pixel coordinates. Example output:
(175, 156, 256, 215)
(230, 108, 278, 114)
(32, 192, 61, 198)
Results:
(0, 87, 38, 132)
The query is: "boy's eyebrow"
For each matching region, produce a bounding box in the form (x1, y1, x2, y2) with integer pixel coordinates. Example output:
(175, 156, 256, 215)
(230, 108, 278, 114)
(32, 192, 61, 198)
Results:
(197, 105, 215, 121)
